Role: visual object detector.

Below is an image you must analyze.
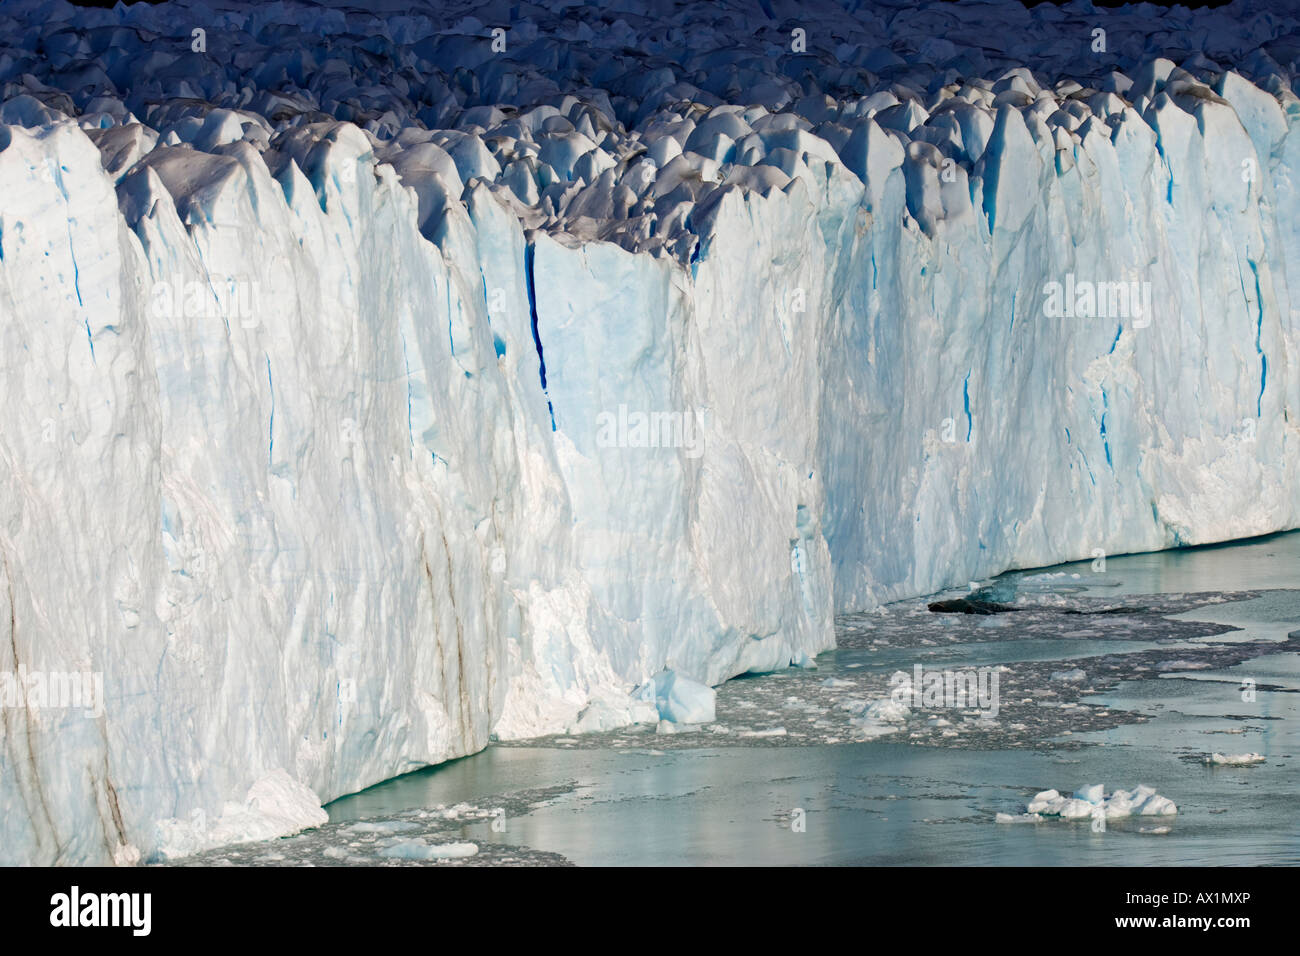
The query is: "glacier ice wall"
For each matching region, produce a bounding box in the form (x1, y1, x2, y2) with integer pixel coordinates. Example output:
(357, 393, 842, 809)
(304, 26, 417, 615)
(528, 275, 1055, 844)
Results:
(1, 0, 1299, 863)
(0, 114, 834, 864)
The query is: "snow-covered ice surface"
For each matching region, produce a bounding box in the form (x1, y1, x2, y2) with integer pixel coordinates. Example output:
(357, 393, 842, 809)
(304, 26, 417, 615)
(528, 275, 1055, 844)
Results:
(4, 0, 1300, 863)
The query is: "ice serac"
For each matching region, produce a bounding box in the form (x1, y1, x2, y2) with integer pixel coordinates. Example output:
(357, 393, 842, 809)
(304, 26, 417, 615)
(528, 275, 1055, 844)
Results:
(1, 0, 1300, 864)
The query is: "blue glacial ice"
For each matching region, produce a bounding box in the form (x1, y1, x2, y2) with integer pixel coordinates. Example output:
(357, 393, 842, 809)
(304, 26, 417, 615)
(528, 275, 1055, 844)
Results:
(0, 0, 1299, 862)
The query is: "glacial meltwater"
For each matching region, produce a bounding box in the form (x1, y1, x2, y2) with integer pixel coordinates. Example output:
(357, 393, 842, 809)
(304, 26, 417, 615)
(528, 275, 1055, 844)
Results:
(176, 532, 1300, 866)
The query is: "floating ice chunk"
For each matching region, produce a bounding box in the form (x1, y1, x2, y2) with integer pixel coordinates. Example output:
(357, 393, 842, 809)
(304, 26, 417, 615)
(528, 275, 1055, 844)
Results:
(850, 698, 911, 738)
(859, 699, 911, 722)
(1051, 668, 1086, 682)
(1029, 796, 1060, 816)
(438, 803, 480, 820)
(1019, 784, 1175, 821)
(347, 820, 420, 834)
(638, 670, 717, 725)
(379, 840, 479, 860)
(969, 581, 1018, 604)
(852, 723, 904, 740)
(1206, 753, 1266, 766)
(1117, 786, 1177, 816)
(995, 812, 1043, 824)
(568, 694, 660, 734)
(821, 678, 855, 689)
(737, 727, 788, 738)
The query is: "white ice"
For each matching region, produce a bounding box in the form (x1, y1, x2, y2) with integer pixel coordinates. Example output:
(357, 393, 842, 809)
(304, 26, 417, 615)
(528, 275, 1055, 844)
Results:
(1206, 752, 1267, 765)
(1024, 784, 1177, 820)
(0, 0, 1295, 863)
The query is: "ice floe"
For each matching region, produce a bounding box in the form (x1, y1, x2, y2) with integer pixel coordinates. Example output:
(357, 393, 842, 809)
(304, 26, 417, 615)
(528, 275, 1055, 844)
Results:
(1205, 752, 1267, 765)
(1022, 784, 1177, 820)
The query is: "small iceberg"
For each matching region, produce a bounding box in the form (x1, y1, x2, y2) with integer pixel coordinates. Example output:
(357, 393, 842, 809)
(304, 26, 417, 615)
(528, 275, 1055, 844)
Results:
(635, 669, 717, 724)
(850, 698, 911, 738)
(1205, 753, 1266, 766)
(1021, 784, 1176, 820)
(379, 840, 479, 860)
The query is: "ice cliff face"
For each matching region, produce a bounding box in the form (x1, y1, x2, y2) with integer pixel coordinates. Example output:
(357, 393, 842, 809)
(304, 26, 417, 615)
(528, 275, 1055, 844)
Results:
(1, 0, 1299, 863)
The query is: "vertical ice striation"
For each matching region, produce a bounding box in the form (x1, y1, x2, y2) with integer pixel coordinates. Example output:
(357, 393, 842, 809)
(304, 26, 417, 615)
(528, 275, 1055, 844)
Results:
(1, 0, 1298, 862)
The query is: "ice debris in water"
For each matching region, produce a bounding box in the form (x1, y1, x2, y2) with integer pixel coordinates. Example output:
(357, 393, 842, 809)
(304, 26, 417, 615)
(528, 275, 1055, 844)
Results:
(346, 821, 421, 835)
(1050, 668, 1087, 683)
(968, 581, 1018, 604)
(378, 840, 480, 861)
(568, 692, 661, 734)
(850, 698, 911, 738)
(1206, 752, 1267, 765)
(637, 669, 717, 725)
(1017, 784, 1178, 820)
(821, 678, 856, 689)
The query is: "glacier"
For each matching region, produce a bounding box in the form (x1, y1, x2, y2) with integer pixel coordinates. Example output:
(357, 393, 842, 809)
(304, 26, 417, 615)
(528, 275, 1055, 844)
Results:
(0, 0, 1298, 864)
